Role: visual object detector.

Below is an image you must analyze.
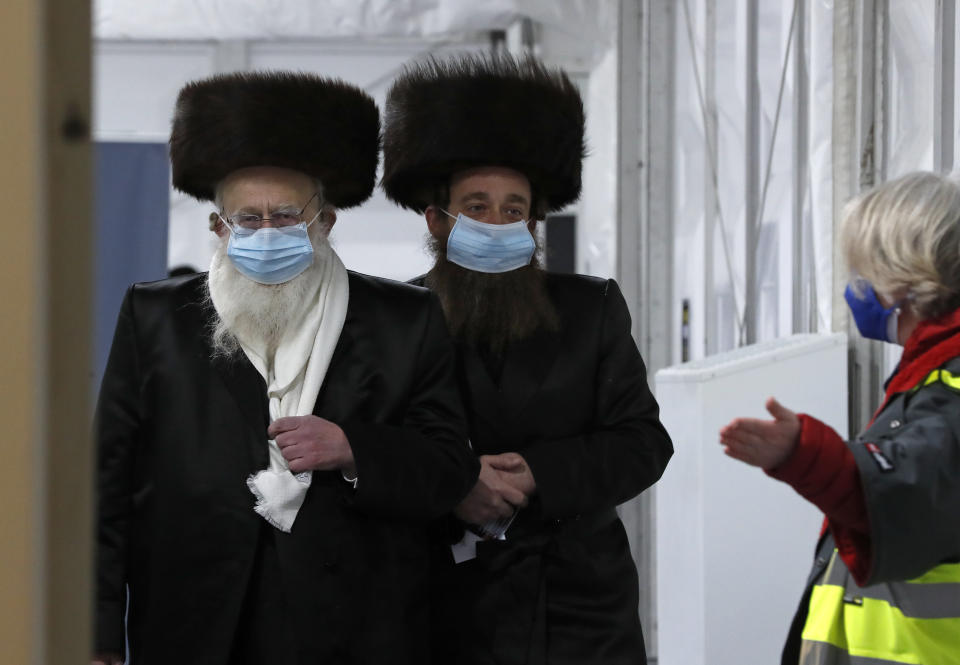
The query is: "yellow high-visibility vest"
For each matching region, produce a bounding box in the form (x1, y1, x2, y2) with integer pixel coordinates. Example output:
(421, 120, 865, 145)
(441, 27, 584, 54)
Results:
(799, 368, 960, 665)
(800, 550, 960, 664)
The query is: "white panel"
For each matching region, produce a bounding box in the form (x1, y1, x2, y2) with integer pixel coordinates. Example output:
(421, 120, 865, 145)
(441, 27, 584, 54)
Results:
(655, 333, 847, 665)
(93, 41, 216, 140)
(654, 377, 706, 664)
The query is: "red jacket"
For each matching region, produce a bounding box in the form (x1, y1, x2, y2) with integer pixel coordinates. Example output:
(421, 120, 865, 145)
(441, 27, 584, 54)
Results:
(768, 306, 960, 584)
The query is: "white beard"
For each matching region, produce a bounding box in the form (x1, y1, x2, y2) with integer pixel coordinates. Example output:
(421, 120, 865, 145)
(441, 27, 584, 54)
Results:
(206, 223, 332, 359)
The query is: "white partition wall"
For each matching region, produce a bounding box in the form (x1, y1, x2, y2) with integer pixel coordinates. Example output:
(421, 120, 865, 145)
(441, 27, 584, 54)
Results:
(654, 333, 847, 665)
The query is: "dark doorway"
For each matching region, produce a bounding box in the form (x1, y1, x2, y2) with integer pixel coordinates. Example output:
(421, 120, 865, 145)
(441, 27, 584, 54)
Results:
(545, 213, 576, 274)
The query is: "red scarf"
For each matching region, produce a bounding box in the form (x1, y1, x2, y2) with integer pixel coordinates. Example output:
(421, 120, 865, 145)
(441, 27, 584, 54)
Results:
(879, 305, 960, 410)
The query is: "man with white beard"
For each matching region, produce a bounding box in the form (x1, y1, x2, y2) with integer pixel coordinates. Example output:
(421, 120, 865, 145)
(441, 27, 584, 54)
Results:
(94, 72, 478, 665)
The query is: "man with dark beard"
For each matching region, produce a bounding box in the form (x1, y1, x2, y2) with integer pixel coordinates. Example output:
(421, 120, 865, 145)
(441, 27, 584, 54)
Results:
(381, 54, 674, 665)
(93, 71, 478, 665)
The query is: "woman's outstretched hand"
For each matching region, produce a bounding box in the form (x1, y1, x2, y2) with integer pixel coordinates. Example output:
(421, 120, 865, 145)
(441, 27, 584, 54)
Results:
(719, 397, 801, 471)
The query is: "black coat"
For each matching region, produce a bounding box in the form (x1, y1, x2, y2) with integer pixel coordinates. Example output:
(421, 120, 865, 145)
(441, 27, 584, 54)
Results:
(95, 271, 479, 664)
(417, 273, 674, 665)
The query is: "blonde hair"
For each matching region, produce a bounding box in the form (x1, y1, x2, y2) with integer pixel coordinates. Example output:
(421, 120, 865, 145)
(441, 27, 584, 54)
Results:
(841, 171, 960, 319)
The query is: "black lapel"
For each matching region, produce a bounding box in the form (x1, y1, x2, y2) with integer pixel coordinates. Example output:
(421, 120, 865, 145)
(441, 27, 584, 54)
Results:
(193, 307, 270, 462)
(311, 273, 375, 425)
(210, 353, 270, 444)
(461, 345, 507, 438)
(460, 325, 563, 444)
(499, 326, 562, 414)
(171, 277, 269, 468)
(310, 306, 360, 424)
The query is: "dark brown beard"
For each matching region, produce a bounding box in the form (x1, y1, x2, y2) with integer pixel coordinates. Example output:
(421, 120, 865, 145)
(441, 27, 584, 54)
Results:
(424, 234, 559, 358)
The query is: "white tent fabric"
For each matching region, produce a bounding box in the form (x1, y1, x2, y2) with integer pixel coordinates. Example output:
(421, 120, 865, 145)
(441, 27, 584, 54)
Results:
(95, 0, 615, 50)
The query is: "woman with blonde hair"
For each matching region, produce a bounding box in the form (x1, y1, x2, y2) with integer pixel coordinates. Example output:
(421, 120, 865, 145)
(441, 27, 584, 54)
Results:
(720, 171, 960, 665)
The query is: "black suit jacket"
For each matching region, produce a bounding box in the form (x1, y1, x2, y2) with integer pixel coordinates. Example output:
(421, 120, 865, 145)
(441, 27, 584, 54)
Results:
(417, 272, 673, 665)
(95, 271, 478, 664)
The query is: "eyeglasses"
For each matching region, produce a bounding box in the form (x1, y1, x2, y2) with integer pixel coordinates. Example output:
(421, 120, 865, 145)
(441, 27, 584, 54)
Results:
(218, 191, 322, 235)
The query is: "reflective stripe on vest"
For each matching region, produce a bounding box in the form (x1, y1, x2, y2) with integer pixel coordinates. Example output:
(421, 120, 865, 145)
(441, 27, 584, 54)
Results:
(799, 550, 960, 665)
(912, 368, 960, 392)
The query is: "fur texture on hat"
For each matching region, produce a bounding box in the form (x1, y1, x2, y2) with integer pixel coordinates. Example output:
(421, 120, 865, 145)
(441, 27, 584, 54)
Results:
(381, 53, 586, 214)
(170, 71, 380, 208)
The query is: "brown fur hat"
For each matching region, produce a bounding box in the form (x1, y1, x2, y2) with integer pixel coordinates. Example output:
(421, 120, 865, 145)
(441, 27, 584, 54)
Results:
(381, 53, 586, 213)
(170, 71, 380, 208)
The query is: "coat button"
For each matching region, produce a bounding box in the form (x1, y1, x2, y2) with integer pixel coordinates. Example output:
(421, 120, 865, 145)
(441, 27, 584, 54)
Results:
(889, 419, 901, 429)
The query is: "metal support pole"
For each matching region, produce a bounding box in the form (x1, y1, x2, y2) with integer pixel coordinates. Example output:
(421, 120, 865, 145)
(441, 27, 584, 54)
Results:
(704, 0, 718, 354)
(877, 0, 891, 185)
(935, 0, 956, 173)
(792, 0, 809, 334)
(833, 0, 859, 427)
(619, 0, 643, 348)
(744, 0, 760, 345)
(859, 1, 878, 192)
(618, 0, 648, 655)
(620, 1, 674, 661)
(634, 0, 674, 376)
(835, 0, 885, 437)
(860, 0, 884, 428)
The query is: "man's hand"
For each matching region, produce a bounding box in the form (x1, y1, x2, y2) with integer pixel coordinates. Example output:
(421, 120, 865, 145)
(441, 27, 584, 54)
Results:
(269, 415, 356, 476)
(485, 452, 536, 497)
(719, 397, 801, 470)
(454, 455, 529, 525)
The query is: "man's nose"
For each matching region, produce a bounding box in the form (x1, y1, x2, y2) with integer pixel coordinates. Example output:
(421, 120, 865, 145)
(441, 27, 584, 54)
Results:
(487, 210, 508, 225)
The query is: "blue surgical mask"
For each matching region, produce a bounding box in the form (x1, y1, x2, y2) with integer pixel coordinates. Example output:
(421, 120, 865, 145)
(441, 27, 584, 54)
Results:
(844, 282, 900, 344)
(227, 223, 314, 285)
(444, 212, 536, 273)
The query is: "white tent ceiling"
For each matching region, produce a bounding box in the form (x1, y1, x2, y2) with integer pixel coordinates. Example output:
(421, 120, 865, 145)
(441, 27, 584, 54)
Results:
(94, 0, 614, 54)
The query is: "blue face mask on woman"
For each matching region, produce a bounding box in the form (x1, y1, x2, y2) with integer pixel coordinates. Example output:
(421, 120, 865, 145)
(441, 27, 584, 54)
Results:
(444, 211, 536, 273)
(844, 282, 900, 343)
(227, 223, 314, 285)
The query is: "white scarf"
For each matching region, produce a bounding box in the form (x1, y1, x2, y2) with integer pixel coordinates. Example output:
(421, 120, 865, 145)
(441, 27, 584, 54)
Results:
(210, 241, 349, 532)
